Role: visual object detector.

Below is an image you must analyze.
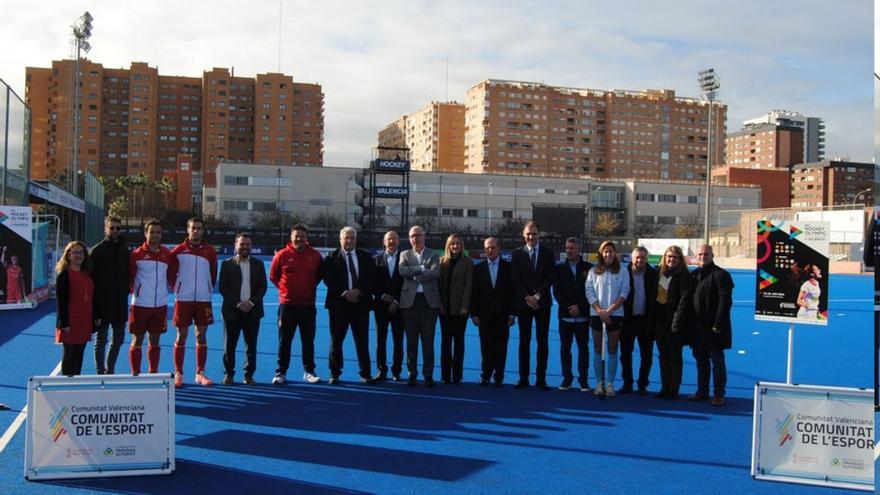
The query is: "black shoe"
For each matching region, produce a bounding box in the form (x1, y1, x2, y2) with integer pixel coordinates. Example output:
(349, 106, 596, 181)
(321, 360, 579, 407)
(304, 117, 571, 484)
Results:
(329, 377, 341, 385)
(392, 374, 402, 382)
(637, 386, 648, 395)
(361, 376, 377, 385)
(441, 379, 451, 384)
(558, 380, 573, 391)
(479, 378, 489, 386)
(514, 381, 529, 389)
(452, 379, 461, 385)
(536, 381, 551, 391)
(686, 393, 710, 402)
(373, 372, 387, 382)
(243, 374, 256, 385)
(494, 380, 503, 387)
(407, 376, 418, 386)
(619, 384, 634, 394)
(424, 380, 436, 388)
(666, 393, 680, 401)
(654, 390, 669, 399)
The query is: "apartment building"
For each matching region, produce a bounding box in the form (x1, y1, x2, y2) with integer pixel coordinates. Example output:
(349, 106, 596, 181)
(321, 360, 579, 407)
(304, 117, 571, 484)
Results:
(25, 59, 324, 188)
(743, 110, 825, 163)
(462, 79, 727, 182)
(790, 160, 873, 208)
(377, 101, 465, 172)
(724, 123, 804, 169)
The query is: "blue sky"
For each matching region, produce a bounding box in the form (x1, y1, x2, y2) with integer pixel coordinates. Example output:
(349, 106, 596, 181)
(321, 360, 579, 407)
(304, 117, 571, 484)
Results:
(1, 0, 873, 167)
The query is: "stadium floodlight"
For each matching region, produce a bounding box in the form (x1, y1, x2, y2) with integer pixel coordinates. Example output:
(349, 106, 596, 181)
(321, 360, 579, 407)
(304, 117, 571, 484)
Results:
(697, 68, 720, 245)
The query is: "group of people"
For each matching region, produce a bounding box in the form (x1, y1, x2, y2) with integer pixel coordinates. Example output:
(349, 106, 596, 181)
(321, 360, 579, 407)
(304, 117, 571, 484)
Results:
(53, 216, 734, 406)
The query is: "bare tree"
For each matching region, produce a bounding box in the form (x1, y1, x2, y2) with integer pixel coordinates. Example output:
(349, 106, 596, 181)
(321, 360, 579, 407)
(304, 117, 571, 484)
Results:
(673, 216, 702, 239)
(593, 212, 622, 238)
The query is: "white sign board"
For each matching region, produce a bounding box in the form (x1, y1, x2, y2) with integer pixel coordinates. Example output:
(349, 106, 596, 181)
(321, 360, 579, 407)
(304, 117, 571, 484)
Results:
(25, 374, 175, 480)
(751, 382, 874, 492)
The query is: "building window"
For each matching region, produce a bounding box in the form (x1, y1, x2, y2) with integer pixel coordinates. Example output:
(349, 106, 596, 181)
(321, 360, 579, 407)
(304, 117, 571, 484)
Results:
(658, 194, 676, 202)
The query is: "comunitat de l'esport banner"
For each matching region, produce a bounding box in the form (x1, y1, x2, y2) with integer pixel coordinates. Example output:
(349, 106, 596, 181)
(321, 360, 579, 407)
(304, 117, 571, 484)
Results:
(755, 219, 830, 326)
(0, 206, 33, 309)
(25, 375, 174, 480)
(751, 383, 874, 491)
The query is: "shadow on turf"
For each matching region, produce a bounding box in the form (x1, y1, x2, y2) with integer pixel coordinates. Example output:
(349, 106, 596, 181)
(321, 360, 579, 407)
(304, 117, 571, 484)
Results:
(43, 458, 371, 495)
(0, 302, 54, 348)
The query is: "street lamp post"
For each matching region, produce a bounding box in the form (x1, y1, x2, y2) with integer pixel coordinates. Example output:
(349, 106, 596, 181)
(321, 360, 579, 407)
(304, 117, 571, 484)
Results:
(70, 11, 93, 197)
(698, 68, 720, 245)
(852, 187, 873, 207)
(587, 185, 601, 253)
(484, 182, 493, 233)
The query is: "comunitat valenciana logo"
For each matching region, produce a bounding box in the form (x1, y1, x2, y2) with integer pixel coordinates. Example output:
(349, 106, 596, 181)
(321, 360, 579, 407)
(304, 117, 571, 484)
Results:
(104, 447, 114, 456)
(831, 458, 841, 467)
(775, 413, 794, 447)
(0, 211, 8, 223)
(49, 406, 70, 442)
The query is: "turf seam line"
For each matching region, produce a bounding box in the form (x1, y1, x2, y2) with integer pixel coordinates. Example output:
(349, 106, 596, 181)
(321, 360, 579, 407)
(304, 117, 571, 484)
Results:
(0, 360, 62, 454)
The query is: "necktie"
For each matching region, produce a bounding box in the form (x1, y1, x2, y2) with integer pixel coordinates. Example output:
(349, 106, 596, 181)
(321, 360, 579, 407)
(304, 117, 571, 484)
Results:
(490, 261, 497, 288)
(347, 252, 358, 289)
(530, 247, 537, 271)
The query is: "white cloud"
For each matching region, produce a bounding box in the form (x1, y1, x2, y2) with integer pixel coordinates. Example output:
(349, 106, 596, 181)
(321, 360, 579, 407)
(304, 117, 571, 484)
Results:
(1, 0, 872, 166)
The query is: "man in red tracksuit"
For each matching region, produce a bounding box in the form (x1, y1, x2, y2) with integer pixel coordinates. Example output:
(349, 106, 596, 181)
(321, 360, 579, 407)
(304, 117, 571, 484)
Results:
(128, 220, 173, 376)
(269, 224, 323, 385)
(169, 217, 218, 387)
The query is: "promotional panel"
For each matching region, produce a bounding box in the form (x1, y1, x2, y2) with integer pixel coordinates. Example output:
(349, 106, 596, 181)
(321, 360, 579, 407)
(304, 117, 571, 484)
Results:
(0, 206, 33, 309)
(751, 382, 874, 491)
(755, 219, 830, 325)
(25, 375, 175, 480)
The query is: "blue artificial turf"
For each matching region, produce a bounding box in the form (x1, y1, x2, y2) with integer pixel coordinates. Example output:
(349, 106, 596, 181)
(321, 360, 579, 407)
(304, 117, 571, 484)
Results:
(0, 263, 872, 494)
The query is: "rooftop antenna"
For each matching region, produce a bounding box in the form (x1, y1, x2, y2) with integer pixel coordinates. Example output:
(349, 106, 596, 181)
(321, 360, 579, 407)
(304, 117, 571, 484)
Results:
(445, 51, 449, 101)
(277, 0, 282, 72)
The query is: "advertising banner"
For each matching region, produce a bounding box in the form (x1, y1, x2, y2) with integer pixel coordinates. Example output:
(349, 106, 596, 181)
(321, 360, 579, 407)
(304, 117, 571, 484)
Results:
(374, 186, 408, 198)
(755, 219, 830, 325)
(25, 374, 175, 480)
(869, 207, 878, 310)
(751, 382, 874, 491)
(371, 159, 410, 173)
(0, 206, 33, 309)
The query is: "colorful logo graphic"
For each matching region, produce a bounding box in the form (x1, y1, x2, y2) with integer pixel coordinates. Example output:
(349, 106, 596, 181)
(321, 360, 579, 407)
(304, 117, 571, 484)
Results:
(758, 269, 778, 290)
(104, 447, 114, 456)
(788, 224, 803, 240)
(49, 406, 69, 442)
(775, 413, 794, 447)
(0, 211, 8, 224)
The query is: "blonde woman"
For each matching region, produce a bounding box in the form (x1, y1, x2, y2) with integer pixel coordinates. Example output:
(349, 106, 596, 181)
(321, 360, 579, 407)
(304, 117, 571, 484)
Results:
(585, 241, 630, 397)
(652, 245, 692, 400)
(439, 233, 474, 384)
(55, 241, 96, 376)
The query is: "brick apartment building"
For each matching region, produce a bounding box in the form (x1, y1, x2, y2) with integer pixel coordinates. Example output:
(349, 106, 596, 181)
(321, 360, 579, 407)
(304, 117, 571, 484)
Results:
(460, 79, 727, 181)
(790, 160, 873, 208)
(378, 101, 465, 172)
(25, 59, 324, 189)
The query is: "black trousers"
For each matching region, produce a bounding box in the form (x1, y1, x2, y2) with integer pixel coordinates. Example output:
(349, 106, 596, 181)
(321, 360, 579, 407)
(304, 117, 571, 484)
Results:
(518, 307, 551, 384)
(440, 314, 468, 382)
(374, 304, 405, 377)
(223, 312, 261, 377)
(402, 294, 438, 380)
(276, 305, 317, 375)
(328, 307, 371, 379)
(62, 343, 87, 376)
(94, 319, 126, 374)
(620, 315, 654, 389)
(559, 320, 589, 386)
(693, 348, 727, 397)
(655, 322, 683, 395)
(478, 315, 509, 382)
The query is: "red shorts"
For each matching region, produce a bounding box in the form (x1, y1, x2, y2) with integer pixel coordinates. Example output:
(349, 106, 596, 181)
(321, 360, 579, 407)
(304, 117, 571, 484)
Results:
(173, 301, 214, 327)
(129, 306, 169, 335)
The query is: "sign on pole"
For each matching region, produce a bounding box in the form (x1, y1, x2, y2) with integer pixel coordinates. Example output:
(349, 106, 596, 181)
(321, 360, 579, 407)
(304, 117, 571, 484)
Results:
(751, 382, 874, 492)
(755, 219, 830, 325)
(25, 374, 175, 480)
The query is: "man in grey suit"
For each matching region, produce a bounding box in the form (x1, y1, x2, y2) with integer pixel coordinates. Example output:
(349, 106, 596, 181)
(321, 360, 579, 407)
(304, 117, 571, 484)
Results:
(398, 225, 441, 387)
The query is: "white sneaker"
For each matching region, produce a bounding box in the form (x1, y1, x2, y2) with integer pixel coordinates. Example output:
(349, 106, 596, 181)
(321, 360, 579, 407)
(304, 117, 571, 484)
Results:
(303, 372, 321, 384)
(579, 384, 591, 392)
(605, 383, 616, 397)
(272, 374, 286, 385)
(593, 382, 605, 396)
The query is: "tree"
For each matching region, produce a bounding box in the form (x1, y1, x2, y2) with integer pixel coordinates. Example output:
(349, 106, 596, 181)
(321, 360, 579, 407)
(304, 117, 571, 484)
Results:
(153, 176, 177, 218)
(108, 196, 130, 219)
(673, 216, 702, 239)
(496, 217, 525, 236)
(593, 212, 621, 238)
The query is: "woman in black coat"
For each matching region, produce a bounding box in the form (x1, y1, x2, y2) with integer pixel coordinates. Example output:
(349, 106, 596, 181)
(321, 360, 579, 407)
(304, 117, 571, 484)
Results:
(652, 245, 692, 400)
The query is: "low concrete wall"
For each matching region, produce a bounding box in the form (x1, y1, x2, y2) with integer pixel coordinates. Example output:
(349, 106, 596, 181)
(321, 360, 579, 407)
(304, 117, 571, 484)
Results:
(714, 257, 867, 275)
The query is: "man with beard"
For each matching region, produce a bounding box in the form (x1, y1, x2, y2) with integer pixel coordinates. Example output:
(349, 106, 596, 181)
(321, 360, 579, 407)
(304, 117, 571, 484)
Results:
(90, 216, 130, 374)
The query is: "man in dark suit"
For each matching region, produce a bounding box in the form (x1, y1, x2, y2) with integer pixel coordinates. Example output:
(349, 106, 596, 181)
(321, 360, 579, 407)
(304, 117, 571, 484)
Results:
(621, 246, 659, 394)
(510, 220, 556, 389)
(373, 230, 405, 381)
(218, 233, 268, 385)
(552, 237, 593, 391)
(471, 237, 514, 386)
(321, 226, 376, 384)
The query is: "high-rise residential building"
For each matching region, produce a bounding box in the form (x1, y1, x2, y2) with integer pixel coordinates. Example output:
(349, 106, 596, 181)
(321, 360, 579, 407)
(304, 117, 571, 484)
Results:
(790, 160, 873, 208)
(377, 101, 465, 172)
(724, 123, 804, 169)
(742, 110, 825, 163)
(461, 79, 726, 181)
(25, 59, 324, 189)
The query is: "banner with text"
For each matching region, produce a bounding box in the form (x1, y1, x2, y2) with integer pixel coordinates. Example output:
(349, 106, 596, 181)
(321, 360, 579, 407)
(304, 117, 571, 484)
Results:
(751, 382, 874, 492)
(0, 206, 33, 309)
(755, 219, 830, 325)
(25, 375, 175, 480)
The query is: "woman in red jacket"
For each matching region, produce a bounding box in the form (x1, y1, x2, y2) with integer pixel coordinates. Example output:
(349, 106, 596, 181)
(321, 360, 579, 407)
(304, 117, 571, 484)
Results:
(55, 241, 96, 376)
